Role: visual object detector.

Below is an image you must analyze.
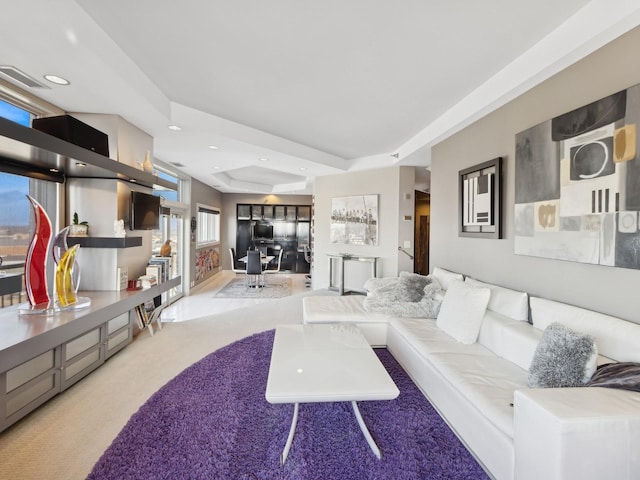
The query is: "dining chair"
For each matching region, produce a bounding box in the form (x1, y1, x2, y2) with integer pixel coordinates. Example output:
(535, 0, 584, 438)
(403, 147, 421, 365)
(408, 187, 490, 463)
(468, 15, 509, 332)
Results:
(245, 250, 263, 289)
(303, 245, 312, 288)
(229, 248, 246, 275)
(263, 248, 284, 285)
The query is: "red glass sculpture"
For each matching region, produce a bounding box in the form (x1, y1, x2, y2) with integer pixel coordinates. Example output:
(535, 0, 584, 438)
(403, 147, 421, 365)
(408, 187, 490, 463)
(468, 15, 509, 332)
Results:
(24, 195, 52, 309)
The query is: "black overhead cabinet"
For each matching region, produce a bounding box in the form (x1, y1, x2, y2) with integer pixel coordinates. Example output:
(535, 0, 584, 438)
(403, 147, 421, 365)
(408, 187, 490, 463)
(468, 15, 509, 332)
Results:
(236, 204, 311, 273)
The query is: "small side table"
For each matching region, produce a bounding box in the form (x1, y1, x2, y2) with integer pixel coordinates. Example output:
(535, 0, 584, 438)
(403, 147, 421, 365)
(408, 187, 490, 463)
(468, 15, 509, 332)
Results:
(327, 253, 378, 295)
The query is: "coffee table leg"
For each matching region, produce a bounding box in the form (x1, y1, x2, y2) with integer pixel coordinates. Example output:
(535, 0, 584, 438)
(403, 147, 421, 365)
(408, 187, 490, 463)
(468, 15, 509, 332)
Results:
(351, 401, 381, 459)
(281, 402, 299, 465)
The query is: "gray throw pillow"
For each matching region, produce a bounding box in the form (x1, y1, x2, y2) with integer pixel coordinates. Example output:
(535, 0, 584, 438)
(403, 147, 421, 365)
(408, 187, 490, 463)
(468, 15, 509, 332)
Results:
(394, 271, 430, 302)
(528, 322, 598, 388)
(587, 362, 640, 392)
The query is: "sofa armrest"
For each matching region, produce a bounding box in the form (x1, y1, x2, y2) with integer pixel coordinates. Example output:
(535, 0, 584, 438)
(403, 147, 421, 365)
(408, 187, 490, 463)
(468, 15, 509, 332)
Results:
(514, 387, 640, 480)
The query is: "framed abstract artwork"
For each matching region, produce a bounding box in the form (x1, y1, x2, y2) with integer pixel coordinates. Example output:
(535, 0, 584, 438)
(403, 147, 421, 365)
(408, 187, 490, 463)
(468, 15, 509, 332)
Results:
(459, 157, 502, 239)
(514, 85, 640, 270)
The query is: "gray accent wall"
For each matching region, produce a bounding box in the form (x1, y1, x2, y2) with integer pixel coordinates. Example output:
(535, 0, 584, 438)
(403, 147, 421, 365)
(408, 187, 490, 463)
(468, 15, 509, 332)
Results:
(190, 178, 223, 286)
(430, 25, 640, 322)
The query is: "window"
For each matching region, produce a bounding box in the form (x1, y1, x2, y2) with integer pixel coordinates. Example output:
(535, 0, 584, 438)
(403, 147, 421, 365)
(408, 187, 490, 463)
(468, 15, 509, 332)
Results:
(0, 94, 61, 309)
(196, 205, 220, 246)
(0, 98, 30, 126)
(152, 168, 180, 203)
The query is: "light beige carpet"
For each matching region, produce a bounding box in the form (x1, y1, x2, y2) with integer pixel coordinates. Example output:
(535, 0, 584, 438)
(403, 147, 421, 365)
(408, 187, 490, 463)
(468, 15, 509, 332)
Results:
(0, 290, 329, 480)
(213, 277, 292, 299)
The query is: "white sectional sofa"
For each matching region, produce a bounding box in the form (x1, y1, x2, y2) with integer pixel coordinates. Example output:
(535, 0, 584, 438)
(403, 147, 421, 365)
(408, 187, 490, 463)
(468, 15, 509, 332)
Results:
(302, 268, 640, 480)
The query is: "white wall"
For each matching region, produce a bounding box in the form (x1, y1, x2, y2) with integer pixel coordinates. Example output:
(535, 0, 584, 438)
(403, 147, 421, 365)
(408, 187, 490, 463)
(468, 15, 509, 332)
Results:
(313, 166, 415, 291)
(430, 25, 640, 322)
(67, 178, 154, 290)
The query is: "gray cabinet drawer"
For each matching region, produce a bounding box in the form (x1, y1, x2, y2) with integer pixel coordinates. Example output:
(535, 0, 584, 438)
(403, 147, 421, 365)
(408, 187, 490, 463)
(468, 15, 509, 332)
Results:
(65, 328, 101, 361)
(6, 350, 56, 392)
(108, 312, 129, 334)
(61, 327, 104, 390)
(7, 374, 57, 417)
(2, 348, 60, 428)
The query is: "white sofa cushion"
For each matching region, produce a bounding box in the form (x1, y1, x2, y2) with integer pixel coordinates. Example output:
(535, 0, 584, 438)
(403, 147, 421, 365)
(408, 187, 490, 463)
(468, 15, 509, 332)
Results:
(465, 277, 529, 321)
(530, 297, 640, 363)
(432, 266, 464, 290)
(437, 279, 490, 344)
(390, 317, 496, 356)
(428, 352, 529, 438)
(302, 295, 388, 324)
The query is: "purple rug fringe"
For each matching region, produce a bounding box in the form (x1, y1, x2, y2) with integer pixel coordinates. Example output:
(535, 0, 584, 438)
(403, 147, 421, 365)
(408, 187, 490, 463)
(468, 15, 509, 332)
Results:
(87, 330, 489, 480)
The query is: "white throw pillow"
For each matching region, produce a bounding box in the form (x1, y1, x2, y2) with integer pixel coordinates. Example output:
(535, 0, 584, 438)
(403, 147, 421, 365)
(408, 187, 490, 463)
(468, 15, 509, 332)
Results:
(436, 279, 491, 344)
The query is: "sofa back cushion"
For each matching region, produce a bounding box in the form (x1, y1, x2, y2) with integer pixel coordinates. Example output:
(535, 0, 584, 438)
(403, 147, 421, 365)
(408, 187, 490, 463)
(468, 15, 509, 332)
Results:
(530, 297, 640, 363)
(478, 310, 542, 370)
(465, 277, 529, 321)
(432, 266, 464, 290)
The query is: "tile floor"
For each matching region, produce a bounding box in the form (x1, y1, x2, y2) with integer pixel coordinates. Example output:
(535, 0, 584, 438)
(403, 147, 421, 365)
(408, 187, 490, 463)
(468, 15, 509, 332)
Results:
(161, 270, 311, 322)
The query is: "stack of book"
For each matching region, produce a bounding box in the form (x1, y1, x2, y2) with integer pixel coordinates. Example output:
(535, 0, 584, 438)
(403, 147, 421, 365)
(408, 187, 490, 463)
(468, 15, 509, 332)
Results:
(134, 304, 149, 329)
(138, 275, 157, 289)
(148, 256, 171, 283)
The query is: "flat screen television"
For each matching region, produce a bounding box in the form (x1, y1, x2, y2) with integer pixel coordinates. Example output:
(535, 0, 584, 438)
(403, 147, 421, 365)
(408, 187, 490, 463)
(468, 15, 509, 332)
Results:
(253, 222, 273, 239)
(130, 191, 160, 230)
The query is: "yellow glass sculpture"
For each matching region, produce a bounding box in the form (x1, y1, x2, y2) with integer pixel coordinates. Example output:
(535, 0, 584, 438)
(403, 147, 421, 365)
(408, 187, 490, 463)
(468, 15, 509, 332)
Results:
(55, 244, 80, 307)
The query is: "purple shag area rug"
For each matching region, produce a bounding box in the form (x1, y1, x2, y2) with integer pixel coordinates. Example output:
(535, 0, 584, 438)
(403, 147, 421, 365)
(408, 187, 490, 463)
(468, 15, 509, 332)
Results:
(87, 330, 489, 480)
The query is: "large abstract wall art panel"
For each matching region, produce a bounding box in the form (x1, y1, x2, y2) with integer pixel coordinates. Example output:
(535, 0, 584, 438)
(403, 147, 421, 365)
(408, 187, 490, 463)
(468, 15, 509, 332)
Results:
(515, 85, 640, 270)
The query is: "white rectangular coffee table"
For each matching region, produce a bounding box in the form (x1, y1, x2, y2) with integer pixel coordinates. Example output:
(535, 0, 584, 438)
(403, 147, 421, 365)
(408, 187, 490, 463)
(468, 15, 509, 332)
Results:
(265, 323, 399, 463)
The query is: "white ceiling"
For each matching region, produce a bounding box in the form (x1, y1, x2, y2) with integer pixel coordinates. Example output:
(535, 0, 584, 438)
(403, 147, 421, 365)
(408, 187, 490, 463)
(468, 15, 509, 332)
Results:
(1, 1, 640, 194)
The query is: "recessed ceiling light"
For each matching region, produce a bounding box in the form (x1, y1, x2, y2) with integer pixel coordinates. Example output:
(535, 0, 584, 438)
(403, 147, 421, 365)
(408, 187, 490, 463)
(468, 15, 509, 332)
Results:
(213, 166, 221, 170)
(259, 157, 269, 162)
(208, 145, 219, 150)
(168, 125, 182, 131)
(49, 168, 59, 173)
(43, 74, 70, 86)
(299, 167, 307, 171)
(75, 162, 86, 167)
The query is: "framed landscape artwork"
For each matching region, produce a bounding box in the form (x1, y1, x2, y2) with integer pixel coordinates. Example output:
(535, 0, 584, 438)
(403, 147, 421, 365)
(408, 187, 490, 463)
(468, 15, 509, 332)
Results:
(514, 84, 640, 270)
(330, 194, 378, 245)
(459, 157, 502, 239)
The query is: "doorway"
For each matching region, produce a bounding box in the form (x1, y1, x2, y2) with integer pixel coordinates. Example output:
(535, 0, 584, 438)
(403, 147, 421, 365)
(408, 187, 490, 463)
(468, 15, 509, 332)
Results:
(153, 207, 184, 302)
(414, 191, 430, 275)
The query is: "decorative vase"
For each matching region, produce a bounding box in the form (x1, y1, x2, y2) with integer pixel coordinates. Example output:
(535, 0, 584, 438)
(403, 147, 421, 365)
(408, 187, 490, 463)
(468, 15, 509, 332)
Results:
(24, 195, 52, 310)
(142, 150, 154, 173)
(55, 244, 80, 307)
(160, 239, 171, 257)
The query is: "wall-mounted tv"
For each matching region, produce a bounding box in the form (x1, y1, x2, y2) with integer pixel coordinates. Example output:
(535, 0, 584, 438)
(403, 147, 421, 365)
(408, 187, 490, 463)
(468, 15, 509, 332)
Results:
(253, 222, 273, 239)
(130, 191, 160, 230)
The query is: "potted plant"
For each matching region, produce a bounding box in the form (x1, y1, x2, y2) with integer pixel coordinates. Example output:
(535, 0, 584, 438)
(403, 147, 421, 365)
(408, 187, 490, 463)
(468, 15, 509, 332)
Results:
(69, 212, 89, 236)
